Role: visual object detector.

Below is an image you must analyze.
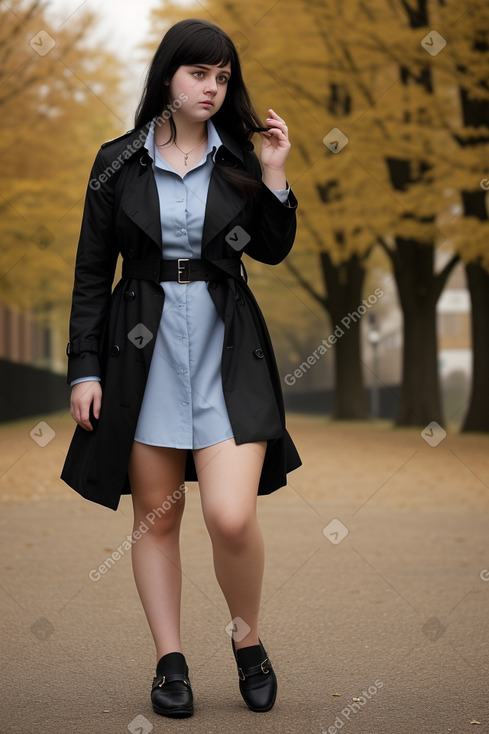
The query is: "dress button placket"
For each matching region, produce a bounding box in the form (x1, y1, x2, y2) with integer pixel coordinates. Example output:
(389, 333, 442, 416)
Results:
(174, 179, 192, 438)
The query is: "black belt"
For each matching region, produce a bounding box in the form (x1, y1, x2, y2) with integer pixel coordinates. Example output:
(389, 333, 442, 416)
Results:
(122, 258, 241, 284)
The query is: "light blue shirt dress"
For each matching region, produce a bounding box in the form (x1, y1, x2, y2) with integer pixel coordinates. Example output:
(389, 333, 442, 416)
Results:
(134, 120, 235, 449)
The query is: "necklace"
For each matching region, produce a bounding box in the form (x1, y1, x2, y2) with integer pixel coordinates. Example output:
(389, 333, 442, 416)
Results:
(157, 137, 207, 166)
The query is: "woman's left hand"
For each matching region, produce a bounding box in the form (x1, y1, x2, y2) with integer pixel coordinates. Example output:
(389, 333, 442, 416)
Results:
(260, 108, 291, 172)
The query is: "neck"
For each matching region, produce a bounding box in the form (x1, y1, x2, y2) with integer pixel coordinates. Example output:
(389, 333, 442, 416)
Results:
(157, 114, 207, 149)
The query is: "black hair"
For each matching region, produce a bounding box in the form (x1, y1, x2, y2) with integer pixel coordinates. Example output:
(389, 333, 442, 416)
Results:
(134, 19, 265, 196)
(135, 18, 264, 145)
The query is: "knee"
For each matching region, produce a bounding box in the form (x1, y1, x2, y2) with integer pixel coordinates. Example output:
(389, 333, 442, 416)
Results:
(208, 512, 255, 551)
(133, 496, 185, 537)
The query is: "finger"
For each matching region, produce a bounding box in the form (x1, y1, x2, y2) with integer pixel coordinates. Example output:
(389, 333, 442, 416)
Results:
(72, 398, 93, 431)
(262, 128, 290, 146)
(266, 116, 287, 127)
(267, 108, 283, 121)
(93, 390, 102, 420)
(79, 402, 93, 431)
(267, 109, 287, 126)
(265, 121, 288, 139)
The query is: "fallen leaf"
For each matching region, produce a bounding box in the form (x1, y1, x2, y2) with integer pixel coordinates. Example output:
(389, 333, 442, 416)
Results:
(470, 721, 481, 725)
(331, 693, 341, 697)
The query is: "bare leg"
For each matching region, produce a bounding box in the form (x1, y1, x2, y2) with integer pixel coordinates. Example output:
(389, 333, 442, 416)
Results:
(128, 442, 187, 662)
(193, 439, 266, 650)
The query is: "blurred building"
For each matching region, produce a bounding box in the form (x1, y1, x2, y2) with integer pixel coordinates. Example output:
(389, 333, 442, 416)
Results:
(364, 260, 471, 423)
(437, 265, 471, 379)
(0, 304, 52, 368)
(0, 304, 68, 422)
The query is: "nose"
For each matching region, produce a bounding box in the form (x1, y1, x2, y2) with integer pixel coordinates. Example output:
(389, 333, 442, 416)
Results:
(204, 75, 218, 95)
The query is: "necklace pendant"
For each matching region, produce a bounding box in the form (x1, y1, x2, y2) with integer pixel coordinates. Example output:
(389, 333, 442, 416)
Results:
(184, 154, 188, 166)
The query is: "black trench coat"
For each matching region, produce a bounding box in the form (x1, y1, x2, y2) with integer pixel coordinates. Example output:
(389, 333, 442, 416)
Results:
(61, 123, 301, 510)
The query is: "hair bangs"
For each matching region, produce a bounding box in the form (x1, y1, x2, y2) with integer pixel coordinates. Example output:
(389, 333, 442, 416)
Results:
(171, 25, 234, 72)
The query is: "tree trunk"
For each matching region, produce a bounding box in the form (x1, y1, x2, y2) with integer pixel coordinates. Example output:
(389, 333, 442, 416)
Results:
(392, 239, 445, 427)
(456, 50, 489, 431)
(396, 288, 442, 426)
(320, 252, 368, 419)
(461, 261, 489, 432)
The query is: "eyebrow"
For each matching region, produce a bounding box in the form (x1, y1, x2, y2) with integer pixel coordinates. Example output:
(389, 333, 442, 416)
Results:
(191, 64, 231, 75)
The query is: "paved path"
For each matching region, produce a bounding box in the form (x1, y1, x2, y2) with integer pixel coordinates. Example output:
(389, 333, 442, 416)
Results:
(1, 415, 488, 733)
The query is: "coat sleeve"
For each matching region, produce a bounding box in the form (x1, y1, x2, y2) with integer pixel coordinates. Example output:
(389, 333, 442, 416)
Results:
(66, 148, 119, 384)
(242, 152, 298, 266)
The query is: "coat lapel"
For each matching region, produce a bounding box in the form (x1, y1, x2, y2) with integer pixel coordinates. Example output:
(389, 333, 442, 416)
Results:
(120, 164, 163, 249)
(119, 123, 249, 254)
(202, 164, 247, 252)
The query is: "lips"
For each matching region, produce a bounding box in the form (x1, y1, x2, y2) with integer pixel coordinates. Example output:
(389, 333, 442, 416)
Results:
(200, 100, 214, 107)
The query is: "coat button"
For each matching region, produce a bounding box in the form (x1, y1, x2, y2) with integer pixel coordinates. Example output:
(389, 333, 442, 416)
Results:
(254, 348, 264, 359)
(127, 248, 135, 259)
(209, 280, 218, 290)
(111, 345, 120, 357)
(124, 290, 136, 301)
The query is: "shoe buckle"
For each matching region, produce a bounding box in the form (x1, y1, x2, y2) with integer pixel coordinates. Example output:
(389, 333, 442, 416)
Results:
(261, 658, 270, 675)
(157, 675, 166, 687)
(238, 666, 246, 681)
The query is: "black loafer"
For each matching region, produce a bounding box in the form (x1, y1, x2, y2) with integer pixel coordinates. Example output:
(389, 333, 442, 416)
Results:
(232, 638, 277, 712)
(151, 652, 193, 718)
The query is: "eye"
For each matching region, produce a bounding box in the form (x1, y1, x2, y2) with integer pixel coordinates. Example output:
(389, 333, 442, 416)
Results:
(217, 74, 230, 84)
(192, 71, 204, 78)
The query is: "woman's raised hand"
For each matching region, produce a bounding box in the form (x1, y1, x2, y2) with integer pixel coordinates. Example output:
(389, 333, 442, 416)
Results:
(259, 109, 290, 190)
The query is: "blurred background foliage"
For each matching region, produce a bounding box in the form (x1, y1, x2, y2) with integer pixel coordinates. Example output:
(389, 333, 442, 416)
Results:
(1, 0, 488, 429)
(0, 1, 122, 336)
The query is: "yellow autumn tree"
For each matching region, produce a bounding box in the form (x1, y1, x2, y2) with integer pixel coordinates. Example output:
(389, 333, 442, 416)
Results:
(0, 0, 123, 360)
(142, 0, 489, 428)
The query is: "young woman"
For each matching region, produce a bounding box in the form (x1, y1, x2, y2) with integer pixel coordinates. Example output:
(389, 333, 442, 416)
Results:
(61, 18, 301, 718)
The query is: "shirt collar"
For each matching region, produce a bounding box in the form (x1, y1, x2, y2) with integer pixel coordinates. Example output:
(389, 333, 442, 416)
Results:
(144, 118, 223, 166)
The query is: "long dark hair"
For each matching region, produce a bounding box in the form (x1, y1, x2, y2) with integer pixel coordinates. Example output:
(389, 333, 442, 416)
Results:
(135, 19, 264, 145)
(135, 19, 264, 195)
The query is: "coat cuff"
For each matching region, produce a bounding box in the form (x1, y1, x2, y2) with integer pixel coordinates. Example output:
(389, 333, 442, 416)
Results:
(67, 353, 101, 385)
(261, 181, 297, 210)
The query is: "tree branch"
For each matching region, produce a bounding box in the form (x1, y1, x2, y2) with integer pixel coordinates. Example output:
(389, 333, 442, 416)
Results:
(283, 259, 329, 312)
(434, 253, 461, 300)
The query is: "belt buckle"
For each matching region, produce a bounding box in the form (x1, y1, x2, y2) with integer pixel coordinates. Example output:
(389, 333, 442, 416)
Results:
(177, 258, 191, 284)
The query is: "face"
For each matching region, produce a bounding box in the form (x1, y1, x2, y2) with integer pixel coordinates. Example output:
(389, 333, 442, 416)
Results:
(168, 63, 231, 124)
